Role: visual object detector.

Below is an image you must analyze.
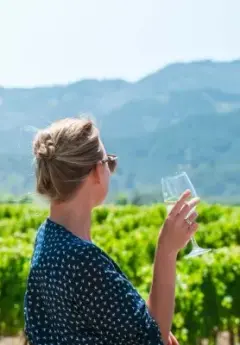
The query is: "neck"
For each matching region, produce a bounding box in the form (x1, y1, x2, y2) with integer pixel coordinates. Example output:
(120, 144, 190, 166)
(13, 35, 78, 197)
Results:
(49, 199, 92, 242)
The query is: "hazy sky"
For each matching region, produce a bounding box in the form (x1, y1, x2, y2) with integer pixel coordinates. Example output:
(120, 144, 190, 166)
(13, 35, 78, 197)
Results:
(1, 0, 240, 87)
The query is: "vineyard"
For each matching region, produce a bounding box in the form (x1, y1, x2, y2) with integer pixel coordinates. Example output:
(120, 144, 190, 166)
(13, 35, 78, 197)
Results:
(0, 203, 239, 344)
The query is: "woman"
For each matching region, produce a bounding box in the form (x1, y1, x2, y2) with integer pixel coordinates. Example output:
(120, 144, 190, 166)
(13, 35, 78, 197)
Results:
(24, 117, 199, 345)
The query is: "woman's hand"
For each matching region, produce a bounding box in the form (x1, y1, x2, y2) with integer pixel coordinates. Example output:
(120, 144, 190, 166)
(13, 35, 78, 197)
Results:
(167, 332, 179, 345)
(158, 190, 200, 256)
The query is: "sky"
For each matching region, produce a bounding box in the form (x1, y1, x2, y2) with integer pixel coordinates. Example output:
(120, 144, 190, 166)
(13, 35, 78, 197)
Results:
(1, 0, 240, 87)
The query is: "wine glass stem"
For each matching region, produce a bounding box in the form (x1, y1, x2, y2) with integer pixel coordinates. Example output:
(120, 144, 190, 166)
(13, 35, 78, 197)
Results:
(190, 236, 200, 249)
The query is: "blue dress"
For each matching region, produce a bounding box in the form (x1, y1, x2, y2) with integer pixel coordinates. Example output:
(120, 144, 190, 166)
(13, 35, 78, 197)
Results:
(24, 218, 163, 345)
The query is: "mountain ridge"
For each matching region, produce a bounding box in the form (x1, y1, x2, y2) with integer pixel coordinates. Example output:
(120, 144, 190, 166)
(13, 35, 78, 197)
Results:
(1, 59, 240, 202)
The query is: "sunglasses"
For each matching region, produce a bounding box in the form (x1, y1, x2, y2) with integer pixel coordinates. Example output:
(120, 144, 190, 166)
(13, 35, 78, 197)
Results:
(102, 154, 118, 173)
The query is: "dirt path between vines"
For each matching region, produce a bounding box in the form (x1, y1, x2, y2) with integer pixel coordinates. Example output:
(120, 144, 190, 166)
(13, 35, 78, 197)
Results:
(0, 339, 21, 345)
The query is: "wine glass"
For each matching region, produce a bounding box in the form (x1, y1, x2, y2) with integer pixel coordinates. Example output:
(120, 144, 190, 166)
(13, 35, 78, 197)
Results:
(161, 171, 211, 258)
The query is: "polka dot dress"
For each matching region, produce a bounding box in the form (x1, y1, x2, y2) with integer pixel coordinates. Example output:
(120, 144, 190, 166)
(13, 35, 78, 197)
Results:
(24, 218, 163, 345)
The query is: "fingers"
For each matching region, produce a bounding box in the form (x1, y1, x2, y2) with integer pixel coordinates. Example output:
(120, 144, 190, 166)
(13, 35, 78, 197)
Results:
(187, 210, 198, 223)
(189, 222, 198, 235)
(170, 189, 200, 221)
(167, 333, 173, 345)
(171, 334, 179, 345)
(170, 189, 191, 216)
(185, 211, 199, 235)
(168, 332, 179, 345)
(180, 197, 200, 219)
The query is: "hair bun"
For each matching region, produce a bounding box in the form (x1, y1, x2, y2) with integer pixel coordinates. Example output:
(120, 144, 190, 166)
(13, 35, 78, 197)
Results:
(34, 132, 56, 160)
(81, 119, 94, 135)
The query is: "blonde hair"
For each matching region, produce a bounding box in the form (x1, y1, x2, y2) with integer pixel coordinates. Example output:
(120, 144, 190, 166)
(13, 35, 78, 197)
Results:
(33, 117, 103, 202)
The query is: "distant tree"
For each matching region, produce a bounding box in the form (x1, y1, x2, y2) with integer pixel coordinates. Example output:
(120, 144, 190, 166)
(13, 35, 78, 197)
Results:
(19, 194, 34, 204)
(0, 194, 16, 204)
(130, 190, 144, 205)
(115, 193, 129, 205)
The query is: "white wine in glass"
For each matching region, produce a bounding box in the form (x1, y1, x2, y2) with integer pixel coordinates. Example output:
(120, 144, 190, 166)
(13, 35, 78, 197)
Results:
(161, 172, 211, 258)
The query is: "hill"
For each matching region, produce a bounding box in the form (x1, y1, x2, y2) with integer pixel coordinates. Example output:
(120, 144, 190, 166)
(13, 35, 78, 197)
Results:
(1, 60, 240, 202)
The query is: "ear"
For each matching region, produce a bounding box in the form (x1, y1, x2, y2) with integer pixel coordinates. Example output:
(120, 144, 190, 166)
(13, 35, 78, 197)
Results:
(90, 162, 102, 184)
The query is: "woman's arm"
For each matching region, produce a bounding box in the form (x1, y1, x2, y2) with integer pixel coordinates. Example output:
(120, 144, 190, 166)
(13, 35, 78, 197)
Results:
(146, 243, 177, 345)
(147, 190, 199, 344)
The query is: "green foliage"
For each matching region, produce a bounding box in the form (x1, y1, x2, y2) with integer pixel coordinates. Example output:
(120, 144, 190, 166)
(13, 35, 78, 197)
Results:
(0, 203, 239, 344)
(0, 235, 32, 334)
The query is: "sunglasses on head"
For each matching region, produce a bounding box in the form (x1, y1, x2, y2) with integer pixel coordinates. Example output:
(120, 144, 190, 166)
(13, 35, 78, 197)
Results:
(101, 154, 118, 173)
